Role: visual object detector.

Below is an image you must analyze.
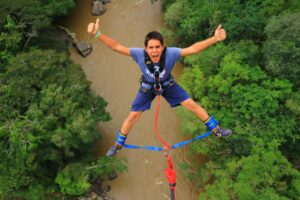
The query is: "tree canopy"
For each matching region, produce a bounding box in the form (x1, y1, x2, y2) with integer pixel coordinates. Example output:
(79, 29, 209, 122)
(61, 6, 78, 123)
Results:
(163, 0, 300, 199)
(0, 1, 126, 199)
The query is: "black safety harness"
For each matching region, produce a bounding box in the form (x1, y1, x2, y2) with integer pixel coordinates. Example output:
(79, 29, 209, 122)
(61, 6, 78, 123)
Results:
(140, 48, 175, 93)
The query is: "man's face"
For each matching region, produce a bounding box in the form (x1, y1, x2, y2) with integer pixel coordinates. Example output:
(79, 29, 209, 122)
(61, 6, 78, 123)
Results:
(145, 39, 164, 63)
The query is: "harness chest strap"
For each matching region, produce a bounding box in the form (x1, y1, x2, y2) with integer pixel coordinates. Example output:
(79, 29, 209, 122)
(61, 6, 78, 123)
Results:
(141, 47, 174, 91)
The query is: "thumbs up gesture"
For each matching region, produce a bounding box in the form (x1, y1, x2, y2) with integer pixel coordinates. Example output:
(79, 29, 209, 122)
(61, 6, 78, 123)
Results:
(214, 24, 226, 42)
(87, 18, 100, 36)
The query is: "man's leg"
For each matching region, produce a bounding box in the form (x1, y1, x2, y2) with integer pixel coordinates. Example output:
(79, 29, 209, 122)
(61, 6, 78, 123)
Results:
(106, 111, 143, 156)
(181, 98, 232, 137)
(180, 98, 209, 121)
(120, 111, 143, 135)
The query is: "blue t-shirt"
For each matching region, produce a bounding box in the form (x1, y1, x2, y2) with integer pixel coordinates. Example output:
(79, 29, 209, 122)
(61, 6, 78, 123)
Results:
(130, 47, 181, 83)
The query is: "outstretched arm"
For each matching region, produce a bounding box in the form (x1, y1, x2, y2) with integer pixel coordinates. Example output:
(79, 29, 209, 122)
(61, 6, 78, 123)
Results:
(180, 24, 226, 57)
(87, 18, 130, 56)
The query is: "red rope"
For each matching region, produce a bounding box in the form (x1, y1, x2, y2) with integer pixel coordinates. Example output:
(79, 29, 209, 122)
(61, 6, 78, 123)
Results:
(154, 95, 171, 150)
(154, 95, 176, 200)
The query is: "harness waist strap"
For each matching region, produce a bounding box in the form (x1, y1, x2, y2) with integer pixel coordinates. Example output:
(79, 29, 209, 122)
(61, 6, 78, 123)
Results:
(140, 75, 175, 90)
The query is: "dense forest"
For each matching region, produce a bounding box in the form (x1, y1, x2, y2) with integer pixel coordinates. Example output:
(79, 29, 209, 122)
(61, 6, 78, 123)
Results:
(162, 0, 300, 199)
(0, 1, 126, 199)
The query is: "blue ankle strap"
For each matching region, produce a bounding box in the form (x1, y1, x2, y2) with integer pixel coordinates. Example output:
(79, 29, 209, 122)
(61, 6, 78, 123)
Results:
(205, 116, 218, 131)
(115, 130, 127, 146)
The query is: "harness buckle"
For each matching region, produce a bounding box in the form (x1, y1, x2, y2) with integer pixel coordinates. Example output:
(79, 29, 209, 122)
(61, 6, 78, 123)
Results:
(154, 82, 161, 91)
(162, 145, 171, 156)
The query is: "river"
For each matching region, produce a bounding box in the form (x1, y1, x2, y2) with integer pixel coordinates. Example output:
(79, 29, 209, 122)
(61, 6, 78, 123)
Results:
(59, 0, 200, 199)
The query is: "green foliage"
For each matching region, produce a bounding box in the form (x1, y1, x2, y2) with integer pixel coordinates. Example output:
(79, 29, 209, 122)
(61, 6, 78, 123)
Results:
(0, 0, 75, 32)
(0, 49, 112, 199)
(179, 65, 206, 101)
(55, 157, 127, 196)
(163, 0, 300, 199)
(19, 184, 46, 200)
(223, 0, 286, 42)
(183, 43, 229, 76)
(178, 49, 299, 198)
(263, 12, 300, 87)
(90, 157, 128, 177)
(164, 0, 298, 46)
(196, 51, 295, 156)
(55, 163, 91, 196)
(0, 1, 127, 199)
(163, 0, 191, 45)
(0, 16, 22, 71)
(29, 27, 70, 52)
(286, 90, 300, 116)
(199, 139, 300, 200)
(45, 0, 75, 18)
(0, 0, 75, 51)
(183, 40, 261, 78)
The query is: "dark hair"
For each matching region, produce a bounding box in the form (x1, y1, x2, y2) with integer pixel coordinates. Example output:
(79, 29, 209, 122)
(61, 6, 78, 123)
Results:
(144, 31, 164, 47)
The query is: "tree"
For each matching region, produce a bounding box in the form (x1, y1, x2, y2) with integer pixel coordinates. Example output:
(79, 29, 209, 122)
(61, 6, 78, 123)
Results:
(163, 1, 300, 199)
(163, 0, 297, 47)
(0, 16, 22, 72)
(178, 50, 299, 199)
(0, 49, 114, 199)
(263, 12, 300, 88)
(0, 0, 75, 31)
(199, 139, 300, 200)
(0, 0, 75, 49)
(187, 51, 295, 158)
(55, 157, 127, 196)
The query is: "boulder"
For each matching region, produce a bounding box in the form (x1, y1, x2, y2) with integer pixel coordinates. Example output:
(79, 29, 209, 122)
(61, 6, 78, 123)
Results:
(92, 1, 107, 16)
(73, 41, 93, 57)
(108, 170, 117, 180)
(100, 0, 111, 3)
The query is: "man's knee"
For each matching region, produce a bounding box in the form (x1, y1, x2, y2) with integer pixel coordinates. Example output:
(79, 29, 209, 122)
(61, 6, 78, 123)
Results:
(127, 111, 142, 124)
(182, 99, 199, 112)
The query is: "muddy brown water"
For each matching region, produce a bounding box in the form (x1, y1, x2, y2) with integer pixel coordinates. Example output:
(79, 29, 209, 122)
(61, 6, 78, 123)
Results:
(59, 0, 203, 199)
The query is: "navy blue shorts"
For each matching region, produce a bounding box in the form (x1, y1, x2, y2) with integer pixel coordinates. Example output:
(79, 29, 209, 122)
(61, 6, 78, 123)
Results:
(131, 82, 190, 111)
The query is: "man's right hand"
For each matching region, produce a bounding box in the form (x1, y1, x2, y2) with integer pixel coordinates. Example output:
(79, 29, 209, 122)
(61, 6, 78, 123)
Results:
(87, 18, 100, 36)
(86, 18, 130, 56)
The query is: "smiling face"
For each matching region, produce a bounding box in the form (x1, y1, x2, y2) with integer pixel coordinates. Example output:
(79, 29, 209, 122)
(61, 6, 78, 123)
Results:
(145, 39, 164, 63)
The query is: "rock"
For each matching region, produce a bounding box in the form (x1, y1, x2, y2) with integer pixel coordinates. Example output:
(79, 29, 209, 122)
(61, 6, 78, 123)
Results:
(94, 176, 103, 185)
(78, 198, 88, 200)
(100, 0, 111, 3)
(103, 185, 111, 192)
(92, 1, 107, 16)
(93, 185, 103, 196)
(103, 196, 112, 200)
(90, 192, 98, 200)
(57, 25, 92, 57)
(108, 170, 117, 180)
(74, 41, 93, 57)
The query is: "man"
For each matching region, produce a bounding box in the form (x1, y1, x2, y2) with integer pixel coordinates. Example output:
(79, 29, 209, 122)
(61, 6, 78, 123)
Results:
(87, 18, 232, 157)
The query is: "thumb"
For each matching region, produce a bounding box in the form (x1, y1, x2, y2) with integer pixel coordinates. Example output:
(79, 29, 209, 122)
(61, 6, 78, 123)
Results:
(216, 24, 222, 31)
(95, 18, 100, 30)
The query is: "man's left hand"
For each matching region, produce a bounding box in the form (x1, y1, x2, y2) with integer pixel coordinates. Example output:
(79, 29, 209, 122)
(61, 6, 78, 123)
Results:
(214, 24, 226, 42)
